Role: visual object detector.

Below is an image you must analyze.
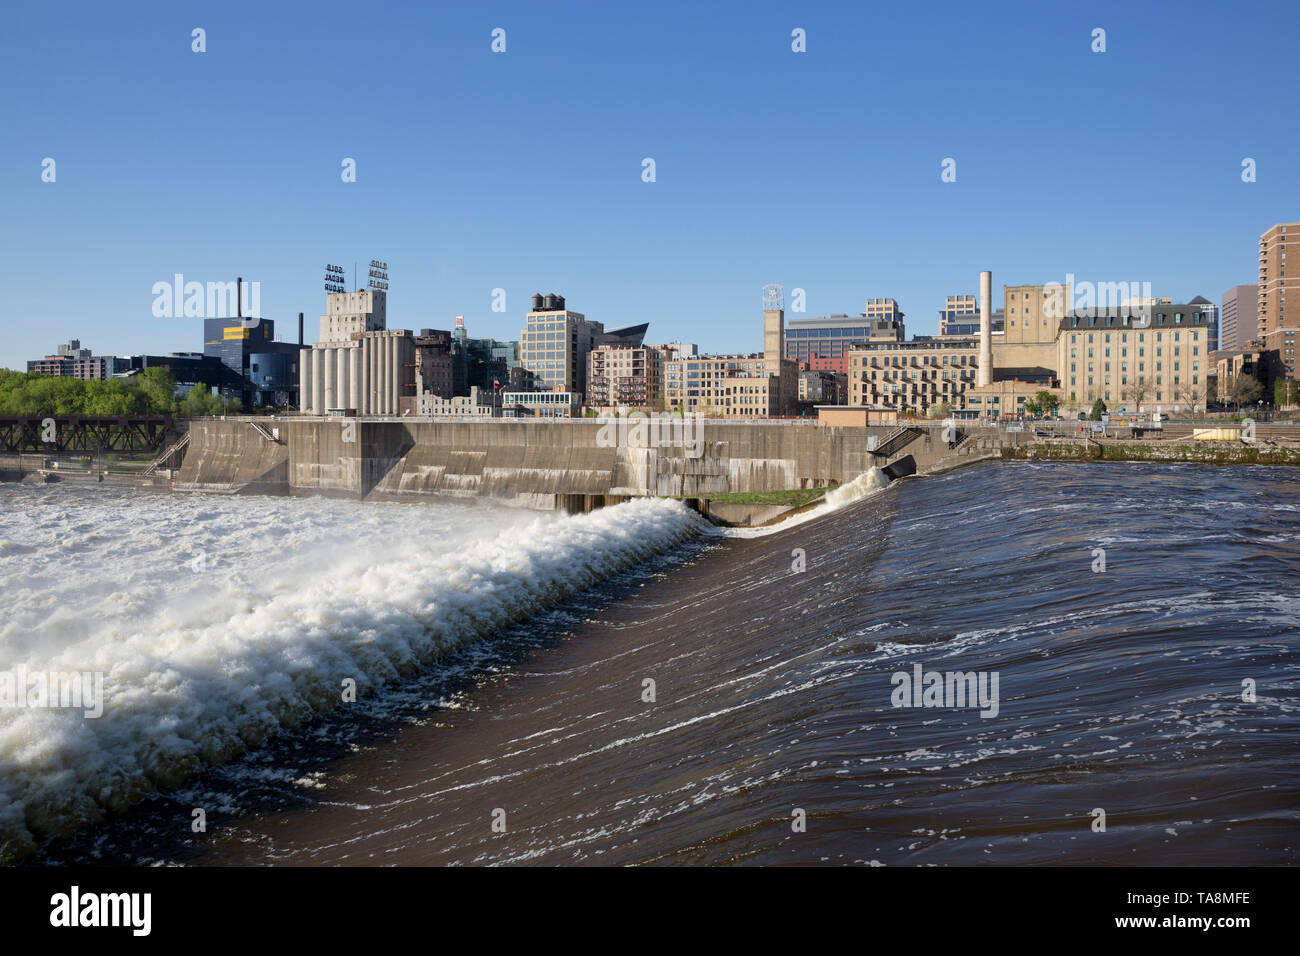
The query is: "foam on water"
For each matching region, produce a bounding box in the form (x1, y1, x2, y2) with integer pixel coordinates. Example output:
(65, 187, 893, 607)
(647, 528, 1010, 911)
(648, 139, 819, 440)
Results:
(719, 466, 893, 539)
(0, 486, 703, 853)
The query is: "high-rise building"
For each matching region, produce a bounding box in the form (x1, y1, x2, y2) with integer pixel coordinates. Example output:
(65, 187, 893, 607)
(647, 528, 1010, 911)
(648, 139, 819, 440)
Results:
(1258, 221, 1300, 380)
(1220, 284, 1259, 353)
(519, 293, 603, 400)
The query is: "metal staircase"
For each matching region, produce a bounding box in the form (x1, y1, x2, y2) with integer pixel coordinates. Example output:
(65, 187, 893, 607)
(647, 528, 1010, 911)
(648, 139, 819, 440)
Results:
(872, 425, 924, 458)
(142, 432, 190, 476)
(248, 421, 280, 443)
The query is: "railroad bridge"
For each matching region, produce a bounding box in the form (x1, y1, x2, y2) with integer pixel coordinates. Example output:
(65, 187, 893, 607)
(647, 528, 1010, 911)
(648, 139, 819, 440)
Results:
(0, 416, 174, 454)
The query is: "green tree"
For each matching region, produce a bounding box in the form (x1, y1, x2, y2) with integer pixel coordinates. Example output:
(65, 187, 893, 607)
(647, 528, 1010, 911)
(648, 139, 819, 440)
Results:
(178, 387, 225, 417)
(1035, 390, 1060, 416)
(134, 367, 178, 414)
(1275, 378, 1298, 407)
(1088, 398, 1107, 421)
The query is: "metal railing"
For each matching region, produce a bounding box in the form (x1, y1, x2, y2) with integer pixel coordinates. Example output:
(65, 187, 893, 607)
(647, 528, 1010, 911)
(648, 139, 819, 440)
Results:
(142, 432, 190, 477)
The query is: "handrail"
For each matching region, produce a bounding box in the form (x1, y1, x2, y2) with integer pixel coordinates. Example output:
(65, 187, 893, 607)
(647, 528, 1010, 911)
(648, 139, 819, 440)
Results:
(142, 432, 190, 476)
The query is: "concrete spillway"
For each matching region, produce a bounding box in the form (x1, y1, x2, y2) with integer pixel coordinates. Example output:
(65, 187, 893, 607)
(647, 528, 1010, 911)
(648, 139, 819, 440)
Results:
(174, 418, 950, 509)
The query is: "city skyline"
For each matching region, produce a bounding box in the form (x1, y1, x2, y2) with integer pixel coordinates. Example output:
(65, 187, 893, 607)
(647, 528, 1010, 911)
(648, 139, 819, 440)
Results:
(3, 0, 1298, 369)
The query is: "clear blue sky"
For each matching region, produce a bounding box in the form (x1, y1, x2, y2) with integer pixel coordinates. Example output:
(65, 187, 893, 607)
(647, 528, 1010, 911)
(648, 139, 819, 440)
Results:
(2, 0, 1297, 369)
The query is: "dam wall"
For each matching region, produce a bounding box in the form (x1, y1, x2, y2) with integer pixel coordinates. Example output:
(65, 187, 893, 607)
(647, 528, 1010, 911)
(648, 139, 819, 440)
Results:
(174, 418, 957, 506)
(174, 420, 291, 495)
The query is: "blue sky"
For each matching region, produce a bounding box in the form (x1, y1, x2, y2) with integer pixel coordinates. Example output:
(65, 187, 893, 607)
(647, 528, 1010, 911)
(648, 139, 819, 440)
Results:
(2, 0, 1297, 369)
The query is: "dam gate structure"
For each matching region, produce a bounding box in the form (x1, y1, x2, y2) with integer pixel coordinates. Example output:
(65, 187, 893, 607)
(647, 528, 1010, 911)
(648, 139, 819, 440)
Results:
(173, 417, 973, 512)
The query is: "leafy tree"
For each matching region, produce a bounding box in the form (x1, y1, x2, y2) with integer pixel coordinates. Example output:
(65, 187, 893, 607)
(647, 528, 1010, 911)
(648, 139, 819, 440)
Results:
(1275, 378, 1298, 407)
(1035, 390, 1060, 416)
(134, 367, 178, 414)
(178, 387, 225, 417)
(1088, 398, 1107, 421)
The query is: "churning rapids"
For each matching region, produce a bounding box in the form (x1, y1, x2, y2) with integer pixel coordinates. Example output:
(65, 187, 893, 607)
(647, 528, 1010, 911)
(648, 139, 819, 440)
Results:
(5, 461, 1299, 865)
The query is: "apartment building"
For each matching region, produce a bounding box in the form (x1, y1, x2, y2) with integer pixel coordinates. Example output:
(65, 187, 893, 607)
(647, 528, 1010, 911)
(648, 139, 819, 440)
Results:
(1258, 222, 1300, 380)
(586, 345, 665, 410)
(26, 340, 129, 380)
(798, 368, 848, 405)
(1057, 305, 1212, 411)
(847, 337, 980, 411)
(664, 354, 768, 414)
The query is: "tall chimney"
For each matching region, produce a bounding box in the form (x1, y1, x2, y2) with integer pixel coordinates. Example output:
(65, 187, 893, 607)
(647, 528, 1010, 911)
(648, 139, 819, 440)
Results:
(298, 312, 304, 346)
(977, 270, 993, 388)
(237, 277, 243, 318)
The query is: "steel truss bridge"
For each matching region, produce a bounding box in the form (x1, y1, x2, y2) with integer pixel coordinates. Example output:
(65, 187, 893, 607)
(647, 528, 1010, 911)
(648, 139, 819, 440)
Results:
(0, 416, 175, 454)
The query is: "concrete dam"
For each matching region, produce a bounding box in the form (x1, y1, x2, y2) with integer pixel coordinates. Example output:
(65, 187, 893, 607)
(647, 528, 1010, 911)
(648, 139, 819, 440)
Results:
(174, 418, 951, 513)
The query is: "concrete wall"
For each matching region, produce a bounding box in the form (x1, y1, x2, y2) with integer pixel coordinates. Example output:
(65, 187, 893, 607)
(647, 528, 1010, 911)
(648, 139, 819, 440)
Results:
(174, 418, 956, 507)
(173, 420, 290, 495)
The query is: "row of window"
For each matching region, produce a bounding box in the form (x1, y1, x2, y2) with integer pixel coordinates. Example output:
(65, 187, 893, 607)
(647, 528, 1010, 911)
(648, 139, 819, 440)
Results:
(1073, 345, 1198, 356)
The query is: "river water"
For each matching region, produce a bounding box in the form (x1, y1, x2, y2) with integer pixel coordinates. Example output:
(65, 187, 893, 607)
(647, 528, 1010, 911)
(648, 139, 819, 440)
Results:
(9, 461, 1300, 865)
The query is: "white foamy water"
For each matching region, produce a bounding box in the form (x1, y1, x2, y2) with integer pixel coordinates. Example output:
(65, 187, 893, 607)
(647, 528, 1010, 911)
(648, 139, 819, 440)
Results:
(719, 466, 892, 539)
(0, 485, 702, 852)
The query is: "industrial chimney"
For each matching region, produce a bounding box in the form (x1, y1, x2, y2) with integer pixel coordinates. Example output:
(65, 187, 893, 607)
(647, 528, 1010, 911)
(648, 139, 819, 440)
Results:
(298, 311, 304, 346)
(237, 277, 243, 319)
(977, 270, 993, 388)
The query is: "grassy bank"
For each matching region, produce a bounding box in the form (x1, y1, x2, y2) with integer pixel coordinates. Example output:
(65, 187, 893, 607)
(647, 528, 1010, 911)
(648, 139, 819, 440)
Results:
(1006, 441, 1300, 466)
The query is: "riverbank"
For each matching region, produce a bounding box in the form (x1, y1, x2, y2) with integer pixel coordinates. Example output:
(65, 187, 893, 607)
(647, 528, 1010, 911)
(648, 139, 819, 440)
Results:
(1006, 439, 1300, 466)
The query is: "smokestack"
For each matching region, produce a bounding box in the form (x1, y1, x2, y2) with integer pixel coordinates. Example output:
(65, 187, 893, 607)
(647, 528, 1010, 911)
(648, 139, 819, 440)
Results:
(977, 270, 993, 388)
(298, 312, 304, 346)
(237, 277, 243, 318)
